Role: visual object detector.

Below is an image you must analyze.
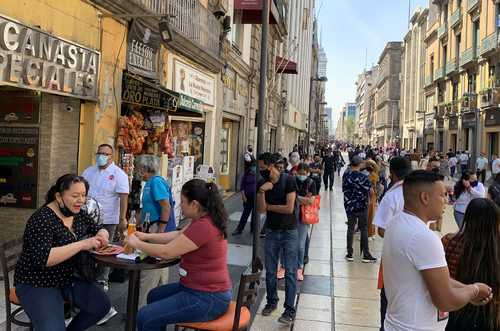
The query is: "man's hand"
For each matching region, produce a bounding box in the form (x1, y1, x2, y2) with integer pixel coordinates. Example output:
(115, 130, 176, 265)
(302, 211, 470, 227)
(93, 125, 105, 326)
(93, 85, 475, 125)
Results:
(124, 232, 141, 249)
(259, 182, 274, 192)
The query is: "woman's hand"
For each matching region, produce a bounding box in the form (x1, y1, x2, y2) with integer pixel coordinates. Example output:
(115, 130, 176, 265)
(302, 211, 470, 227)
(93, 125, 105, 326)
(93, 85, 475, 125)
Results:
(80, 237, 102, 251)
(124, 232, 141, 249)
(95, 230, 109, 247)
(135, 231, 150, 241)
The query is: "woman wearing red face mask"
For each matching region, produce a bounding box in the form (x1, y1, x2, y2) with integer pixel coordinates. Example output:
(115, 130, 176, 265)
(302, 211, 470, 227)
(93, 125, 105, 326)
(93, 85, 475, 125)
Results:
(14, 174, 111, 331)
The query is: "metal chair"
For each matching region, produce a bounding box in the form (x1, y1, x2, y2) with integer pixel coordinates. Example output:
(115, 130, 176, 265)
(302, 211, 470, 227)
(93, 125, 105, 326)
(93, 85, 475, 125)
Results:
(175, 257, 264, 331)
(0, 237, 32, 331)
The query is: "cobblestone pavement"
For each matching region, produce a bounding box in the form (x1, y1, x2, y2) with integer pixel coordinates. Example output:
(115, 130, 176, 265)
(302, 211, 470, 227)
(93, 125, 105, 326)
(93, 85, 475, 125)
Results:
(0, 169, 461, 331)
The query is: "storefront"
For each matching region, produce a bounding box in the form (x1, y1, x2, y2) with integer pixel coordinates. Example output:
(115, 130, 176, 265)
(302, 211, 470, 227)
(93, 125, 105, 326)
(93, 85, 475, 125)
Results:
(448, 116, 459, 152)
(461, 112, 477, 153)
(484, 109, 500, 158)
(423, 114, 434, 152)
(0, 12, 103, 240)
(436, 119, 444, 152)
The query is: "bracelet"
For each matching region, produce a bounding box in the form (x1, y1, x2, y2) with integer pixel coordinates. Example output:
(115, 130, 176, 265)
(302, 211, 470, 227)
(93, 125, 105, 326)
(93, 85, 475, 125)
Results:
(471, 284, 480, 299)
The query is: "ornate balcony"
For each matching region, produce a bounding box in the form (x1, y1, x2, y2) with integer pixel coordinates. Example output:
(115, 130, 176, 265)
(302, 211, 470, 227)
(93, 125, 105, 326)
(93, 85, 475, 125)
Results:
(434, 67, 445, 81)
(467, 0, 479, 12)
(480, 32, 498, 57)
(445, 58, 458, 75)
(480, 87, 500, 109)
(425, 75, 433, 87)
(438, 23, 448, 39)
(435, 104, 446, 119)
(450, 7, 461, 28)
(461, 93, 478, 112)
(459, 47, 477, 67)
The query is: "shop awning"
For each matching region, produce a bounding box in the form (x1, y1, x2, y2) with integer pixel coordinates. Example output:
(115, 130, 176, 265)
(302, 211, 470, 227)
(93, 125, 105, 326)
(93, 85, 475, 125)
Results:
(235, 0, 283, 24)
(122, 73, 179, 111)
(178, 94, 204, 114)
(275, 56, 298, 74)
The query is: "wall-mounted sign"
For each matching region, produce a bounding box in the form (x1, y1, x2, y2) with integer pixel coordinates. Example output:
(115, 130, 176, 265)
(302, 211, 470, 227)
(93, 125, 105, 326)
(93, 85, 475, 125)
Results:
(0, 126, 38, 209)
(462, 113, 476, 128)
(0, 15, 99, 100)
(485, 109, 500, 127)
(173, 59, 215, 105)
(122, 73, 178, 111)
(127, 20, 160, 79)
(0, 89, 40, 124)
(178, 94, 203, 114)
(425, 113, 434, 129)
(449, 116, 458, 130)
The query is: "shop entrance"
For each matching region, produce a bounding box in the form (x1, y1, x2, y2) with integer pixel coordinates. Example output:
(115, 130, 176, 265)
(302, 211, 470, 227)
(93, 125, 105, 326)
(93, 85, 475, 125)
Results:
(488, 132, 499, 159)
(463, 128, 474, 152)
(438, 131, 444, 152)
(219, 120, 240, 192)
(450, 133, 458, 152)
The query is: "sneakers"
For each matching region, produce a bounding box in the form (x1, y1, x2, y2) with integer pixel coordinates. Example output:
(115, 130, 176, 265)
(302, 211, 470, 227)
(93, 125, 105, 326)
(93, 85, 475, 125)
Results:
(97, 280, 109, 292)
(345, 253, 354, 262)
(277, 266, 285, 280)
(362, 254, 378, 263)
(231, 229, 242, 236)
(261, 303, 277, 316)
(278, 310, 295, 325)
(96, 306, 118, 326)
(297, 268, 304, 281)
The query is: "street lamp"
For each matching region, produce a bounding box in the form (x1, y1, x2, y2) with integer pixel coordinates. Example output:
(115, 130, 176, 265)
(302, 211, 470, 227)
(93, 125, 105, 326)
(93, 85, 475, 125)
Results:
(100, 13, 176, 43)
(307, 76, 328, 154)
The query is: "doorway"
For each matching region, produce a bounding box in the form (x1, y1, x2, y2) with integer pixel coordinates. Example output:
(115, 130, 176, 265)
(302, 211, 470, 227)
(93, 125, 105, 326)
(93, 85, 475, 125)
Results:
(450, 133, 458, 152)
(488, 132, 499, 160)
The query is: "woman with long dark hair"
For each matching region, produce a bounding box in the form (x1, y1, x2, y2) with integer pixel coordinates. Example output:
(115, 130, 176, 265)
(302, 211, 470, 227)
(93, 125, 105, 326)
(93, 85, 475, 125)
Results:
(129, 179, 232, 331)
(453, 171, 485, 228)
(442, 198, 500, 330)
(14, 174, 111, 331)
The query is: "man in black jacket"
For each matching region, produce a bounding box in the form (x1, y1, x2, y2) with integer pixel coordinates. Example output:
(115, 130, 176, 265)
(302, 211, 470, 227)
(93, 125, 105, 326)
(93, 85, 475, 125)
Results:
(322, 148, 335, 190)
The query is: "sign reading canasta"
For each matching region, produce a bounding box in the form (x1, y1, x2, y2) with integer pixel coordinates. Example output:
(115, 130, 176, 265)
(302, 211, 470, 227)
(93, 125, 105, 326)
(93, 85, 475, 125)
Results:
(0, 15, 100, 100)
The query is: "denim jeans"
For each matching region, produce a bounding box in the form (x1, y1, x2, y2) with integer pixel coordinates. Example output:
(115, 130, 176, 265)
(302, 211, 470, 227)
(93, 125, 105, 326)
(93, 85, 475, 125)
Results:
(236, 194, 255, 232)
(346, 211, 370, 256)
(297, 222, 310, 268)
(137, 283, 231, 331)
(450, 166, 456, 178)
(265, 229, 298, 313)
(16, 279, 110, 331)
(453, 209, 465, 229)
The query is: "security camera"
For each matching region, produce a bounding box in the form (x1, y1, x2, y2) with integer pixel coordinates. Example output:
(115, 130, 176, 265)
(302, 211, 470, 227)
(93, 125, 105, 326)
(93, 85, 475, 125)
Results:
(64, 105, 74, 112)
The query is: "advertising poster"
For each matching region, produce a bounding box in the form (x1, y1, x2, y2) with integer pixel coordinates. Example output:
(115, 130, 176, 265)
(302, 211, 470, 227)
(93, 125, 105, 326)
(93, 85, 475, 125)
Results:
(171, 164, 183, 221)
(0, 127, 39, 208)
(182, 156, 195, 184)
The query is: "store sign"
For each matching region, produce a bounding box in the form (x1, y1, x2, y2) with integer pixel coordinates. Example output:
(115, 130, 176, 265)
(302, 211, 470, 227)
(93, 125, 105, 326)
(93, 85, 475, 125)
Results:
(235, 0, 262, 10)
(0, 126, 38, 209)
(173, 59, 215, 106)
(485, 109, 500, 127)
(179, 94, 203, 114)
(425, 114, 434, 129)
(0, 15, 99, 100)
(462, 113, 476, 128)
(127, 20, 159, 79)
(449, 116, 458, 130)
(122, 73, 178, 111)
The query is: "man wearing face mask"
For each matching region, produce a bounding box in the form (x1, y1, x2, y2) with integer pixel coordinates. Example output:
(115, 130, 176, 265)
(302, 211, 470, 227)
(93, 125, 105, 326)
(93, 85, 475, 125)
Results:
(257, 152, 298, 325)
(82, 144, 129, 324)
(322, 148, 336, 190)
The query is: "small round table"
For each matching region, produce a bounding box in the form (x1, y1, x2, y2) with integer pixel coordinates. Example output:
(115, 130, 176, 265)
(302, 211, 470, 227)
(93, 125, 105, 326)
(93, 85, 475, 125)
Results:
(93, 254, 180, 331)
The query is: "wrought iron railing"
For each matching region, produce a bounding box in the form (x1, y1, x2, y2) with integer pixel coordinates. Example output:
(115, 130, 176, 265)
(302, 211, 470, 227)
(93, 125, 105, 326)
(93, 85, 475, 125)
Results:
(459, 47, 477, 67)
(480, 32, 498, 56)
(450, 7, 461, 27)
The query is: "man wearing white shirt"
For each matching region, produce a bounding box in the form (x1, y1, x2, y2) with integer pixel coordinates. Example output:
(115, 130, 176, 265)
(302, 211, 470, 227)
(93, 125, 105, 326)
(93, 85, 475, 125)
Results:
(459, 151, 469, 174)
(373, 157, 411, 331)
(492, 154, 500, 179)
(383, 171, 493, 331)
(475, 152, 488, 183)
(448, 154, 458, 178)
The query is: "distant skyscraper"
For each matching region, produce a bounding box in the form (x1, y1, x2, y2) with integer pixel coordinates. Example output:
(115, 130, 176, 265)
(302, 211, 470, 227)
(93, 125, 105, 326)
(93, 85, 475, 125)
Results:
(318, 46, 327, 78)
(325, 107, 333, 134)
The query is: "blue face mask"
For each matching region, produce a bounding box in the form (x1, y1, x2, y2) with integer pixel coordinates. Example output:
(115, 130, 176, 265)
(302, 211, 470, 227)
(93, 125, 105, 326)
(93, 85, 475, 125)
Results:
(249, 166, 256, 173)
(297, 175, 308, 182)
(96, 154, 108, 167)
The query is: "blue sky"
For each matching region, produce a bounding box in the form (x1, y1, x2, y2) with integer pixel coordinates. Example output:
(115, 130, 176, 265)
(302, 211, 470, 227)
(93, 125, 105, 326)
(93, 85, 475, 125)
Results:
(317, 0, 429, 129)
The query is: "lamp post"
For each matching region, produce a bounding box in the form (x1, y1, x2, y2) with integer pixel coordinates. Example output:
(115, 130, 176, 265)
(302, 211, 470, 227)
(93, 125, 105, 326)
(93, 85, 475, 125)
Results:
(307, 76, 327, 154)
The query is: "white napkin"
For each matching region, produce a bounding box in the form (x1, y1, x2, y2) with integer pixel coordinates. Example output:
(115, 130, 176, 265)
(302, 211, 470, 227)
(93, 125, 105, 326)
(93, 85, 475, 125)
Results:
(117, 252, 140, 260)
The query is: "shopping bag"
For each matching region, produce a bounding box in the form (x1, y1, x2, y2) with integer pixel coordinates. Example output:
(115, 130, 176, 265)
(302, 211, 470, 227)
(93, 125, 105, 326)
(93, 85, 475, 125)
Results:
(300, 195, 320, 224)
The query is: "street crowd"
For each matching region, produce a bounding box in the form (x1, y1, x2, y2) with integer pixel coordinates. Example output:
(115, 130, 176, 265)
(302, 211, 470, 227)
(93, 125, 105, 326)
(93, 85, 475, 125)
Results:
(6, 141, 500, 331)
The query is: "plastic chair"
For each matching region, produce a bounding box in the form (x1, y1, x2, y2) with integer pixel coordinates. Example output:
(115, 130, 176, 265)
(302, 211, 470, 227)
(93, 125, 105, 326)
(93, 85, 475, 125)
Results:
(0, 237, 32, 331)
(175, 257, 264, 331)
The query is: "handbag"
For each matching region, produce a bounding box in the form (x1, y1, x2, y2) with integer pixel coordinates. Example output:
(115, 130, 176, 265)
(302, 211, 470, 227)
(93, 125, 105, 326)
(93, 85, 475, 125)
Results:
(300, 195, 321, 224)
(73, 251, 99, 281)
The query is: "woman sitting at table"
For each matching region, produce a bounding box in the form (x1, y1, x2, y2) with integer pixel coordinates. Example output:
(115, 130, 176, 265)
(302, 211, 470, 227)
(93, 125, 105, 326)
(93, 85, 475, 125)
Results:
(127, 179, 232, 331)
(14, 174, 111, 331)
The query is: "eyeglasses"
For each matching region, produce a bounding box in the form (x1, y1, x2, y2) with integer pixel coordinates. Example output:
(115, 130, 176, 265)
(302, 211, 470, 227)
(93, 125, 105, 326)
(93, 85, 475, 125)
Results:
(96, 152, 112, 156)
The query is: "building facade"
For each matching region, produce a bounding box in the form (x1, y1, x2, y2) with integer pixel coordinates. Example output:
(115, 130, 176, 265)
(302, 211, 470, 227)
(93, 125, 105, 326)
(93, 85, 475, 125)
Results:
(355, 67, 377, 145)
(401, 7, 429, 152)
(374, 42, 403, 147)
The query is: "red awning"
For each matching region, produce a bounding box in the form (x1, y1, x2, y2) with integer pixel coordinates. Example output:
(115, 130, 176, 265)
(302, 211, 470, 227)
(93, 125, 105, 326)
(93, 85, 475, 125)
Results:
(276, 56, 298, 74)
(235, 0, 281, 24)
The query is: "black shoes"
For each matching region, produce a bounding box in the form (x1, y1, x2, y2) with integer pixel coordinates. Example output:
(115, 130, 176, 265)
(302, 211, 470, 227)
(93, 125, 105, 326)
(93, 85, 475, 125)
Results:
(362, 254, 378, 263)
(345, 253, 354, 262)
(262, 304, 277, 316)
(231, 229, 242, 236)
(278, 310, 295, 325)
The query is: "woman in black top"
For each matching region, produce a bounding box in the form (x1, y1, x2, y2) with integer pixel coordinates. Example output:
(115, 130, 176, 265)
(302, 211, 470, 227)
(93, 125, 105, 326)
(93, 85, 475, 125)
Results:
(14, 174, 111, 331)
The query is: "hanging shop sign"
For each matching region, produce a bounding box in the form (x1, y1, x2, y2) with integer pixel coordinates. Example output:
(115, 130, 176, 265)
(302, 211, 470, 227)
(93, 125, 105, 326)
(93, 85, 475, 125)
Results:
(178, 94, 203, 114)
(0, 126, 38, 209)
(462, 113, 476, 128)
(173, 59, 215, 106)
(127, 19, 160, 80)
(0, 15, 99, 100)
(485, 109, 500, 127)
(122, 73, 178, 111)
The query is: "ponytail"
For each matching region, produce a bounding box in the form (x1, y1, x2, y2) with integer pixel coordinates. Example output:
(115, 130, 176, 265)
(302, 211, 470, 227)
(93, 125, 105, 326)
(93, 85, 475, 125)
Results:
(182, 179, 228, 238)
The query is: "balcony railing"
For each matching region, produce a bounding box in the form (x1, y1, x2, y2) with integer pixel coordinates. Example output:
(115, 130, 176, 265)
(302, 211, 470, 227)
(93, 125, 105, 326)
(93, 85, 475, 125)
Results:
(434, 67, 445, 81)
(480, 32, 498, 56)
(438, 23, 448, 39)
(467, 0, 479, 12)
(480, 87, 500, 108)
(450, 7, 462, 28)
(132, 0, 221, 59)
(445, 58, 458, 75)
(435, 104, 446, 118)
(425, 75, 433, 87)
(461, 93, 478, 112)
(459, 47, 477, 67)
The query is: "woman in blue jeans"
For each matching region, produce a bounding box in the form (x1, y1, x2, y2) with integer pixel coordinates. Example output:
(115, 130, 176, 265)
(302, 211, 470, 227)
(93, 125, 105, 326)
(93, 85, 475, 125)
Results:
(14, 174, 111, 331)
(126, 179, 232, 331)
(295, 163, 317, 281)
